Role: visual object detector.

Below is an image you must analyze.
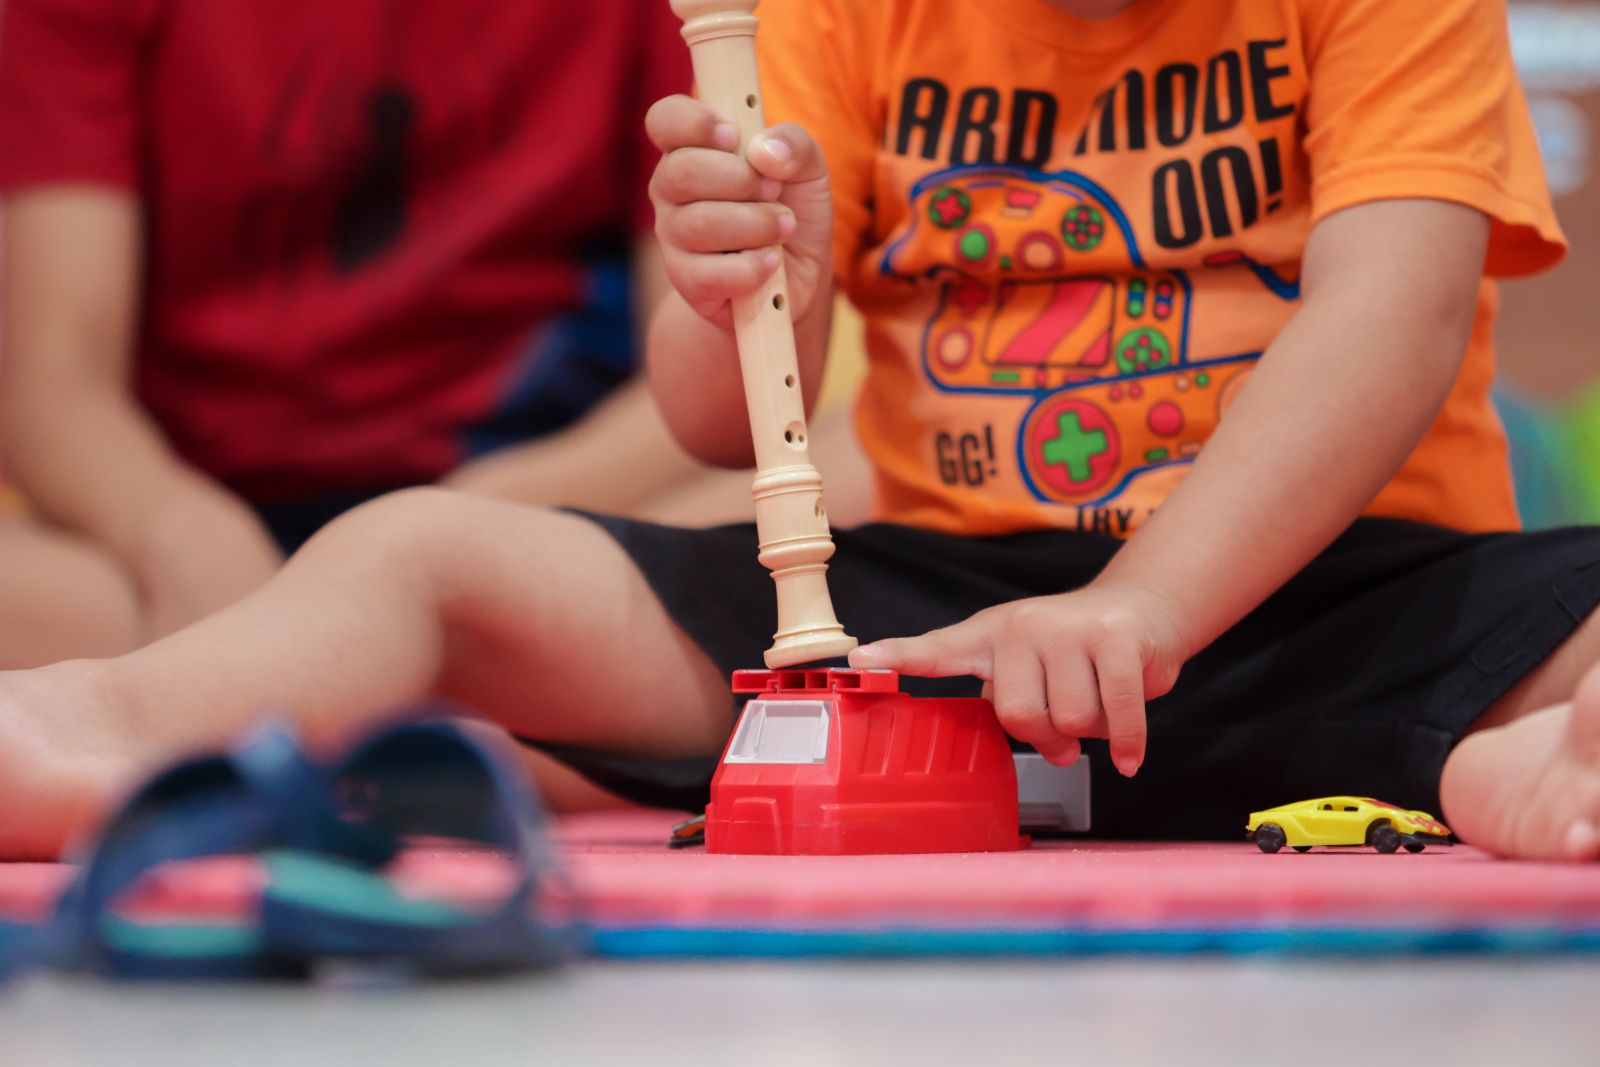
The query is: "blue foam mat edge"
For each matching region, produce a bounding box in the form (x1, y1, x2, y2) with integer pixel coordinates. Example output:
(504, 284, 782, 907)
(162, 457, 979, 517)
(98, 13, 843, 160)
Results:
(588, 923, 1600, 959)
(10, 917, 1600, 966)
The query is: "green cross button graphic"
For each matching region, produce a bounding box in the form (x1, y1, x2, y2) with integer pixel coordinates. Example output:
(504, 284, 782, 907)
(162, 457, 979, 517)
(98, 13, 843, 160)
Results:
(1041, 411, 1108, 484)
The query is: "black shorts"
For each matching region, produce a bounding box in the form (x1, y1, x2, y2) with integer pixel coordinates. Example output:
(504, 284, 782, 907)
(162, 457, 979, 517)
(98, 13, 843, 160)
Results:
(539, 515, 1600, 839)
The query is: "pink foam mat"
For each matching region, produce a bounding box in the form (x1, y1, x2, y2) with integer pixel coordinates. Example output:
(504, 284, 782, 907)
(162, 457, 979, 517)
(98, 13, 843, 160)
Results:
(4, 811, 1600, 933)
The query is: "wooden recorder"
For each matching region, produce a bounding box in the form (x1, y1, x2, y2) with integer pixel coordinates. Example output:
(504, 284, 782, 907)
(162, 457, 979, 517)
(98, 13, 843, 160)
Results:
(669, 0, 857, 668)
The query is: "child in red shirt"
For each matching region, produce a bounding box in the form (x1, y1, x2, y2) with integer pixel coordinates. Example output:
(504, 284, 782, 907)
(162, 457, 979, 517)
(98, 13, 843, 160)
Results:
(0, 0, 694, 658)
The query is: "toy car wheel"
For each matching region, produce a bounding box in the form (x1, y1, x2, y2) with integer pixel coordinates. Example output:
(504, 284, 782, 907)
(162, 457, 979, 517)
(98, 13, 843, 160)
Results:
(1369, 822, 1400, 854)
(1254, 824, 1287, 853)
(1404, 842, 1426, 853)
(1292, 845, 1312, 853)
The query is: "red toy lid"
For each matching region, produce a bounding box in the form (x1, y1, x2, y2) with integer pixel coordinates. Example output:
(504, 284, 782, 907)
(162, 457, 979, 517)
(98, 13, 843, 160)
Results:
(730, 667, 902, 695)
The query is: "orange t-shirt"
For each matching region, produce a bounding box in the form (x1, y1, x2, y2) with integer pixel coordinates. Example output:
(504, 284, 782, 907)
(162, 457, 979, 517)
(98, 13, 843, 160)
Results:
(757, 0, 1565, 537)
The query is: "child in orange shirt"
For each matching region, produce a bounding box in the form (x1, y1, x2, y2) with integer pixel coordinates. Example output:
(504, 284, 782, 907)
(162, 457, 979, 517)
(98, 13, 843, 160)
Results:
(0, 0, 1597, 863)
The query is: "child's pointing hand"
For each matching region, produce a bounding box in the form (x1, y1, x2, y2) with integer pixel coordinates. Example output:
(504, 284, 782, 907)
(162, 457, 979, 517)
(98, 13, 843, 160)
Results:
(848, 581, 1187, 777)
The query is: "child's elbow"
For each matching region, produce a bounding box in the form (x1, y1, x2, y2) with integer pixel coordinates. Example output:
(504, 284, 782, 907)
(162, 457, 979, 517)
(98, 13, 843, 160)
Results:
(1406, 210, 1490, 367)
(646, 368, 757, 468)
(1414, 270, 1483, 374)
(670, 415, 758, 469)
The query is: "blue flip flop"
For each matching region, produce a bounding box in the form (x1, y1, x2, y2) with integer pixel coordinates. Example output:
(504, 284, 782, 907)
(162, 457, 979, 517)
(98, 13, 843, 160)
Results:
(257, 720, 584, 974)
(1, 713, 578, 981)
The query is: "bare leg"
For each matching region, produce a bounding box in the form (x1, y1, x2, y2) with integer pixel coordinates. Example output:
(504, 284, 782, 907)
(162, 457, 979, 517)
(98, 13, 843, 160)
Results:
(519, 748, 634, 813)
(0, 490, 728, 857)
(0, 515, 141, 668)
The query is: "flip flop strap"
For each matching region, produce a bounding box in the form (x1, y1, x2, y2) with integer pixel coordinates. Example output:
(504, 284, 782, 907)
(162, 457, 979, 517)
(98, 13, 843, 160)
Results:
(263, 719, 582, 968)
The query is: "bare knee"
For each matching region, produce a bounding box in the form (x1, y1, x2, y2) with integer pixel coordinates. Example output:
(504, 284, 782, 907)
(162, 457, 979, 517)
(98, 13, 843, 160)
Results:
(297, 488, 573, 598)
(305, 487, 478, 560)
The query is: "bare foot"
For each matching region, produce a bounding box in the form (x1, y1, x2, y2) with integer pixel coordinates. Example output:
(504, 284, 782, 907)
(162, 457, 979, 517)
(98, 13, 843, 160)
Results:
(0, 661, 148, 859)
(1442, 662, 1600, 861)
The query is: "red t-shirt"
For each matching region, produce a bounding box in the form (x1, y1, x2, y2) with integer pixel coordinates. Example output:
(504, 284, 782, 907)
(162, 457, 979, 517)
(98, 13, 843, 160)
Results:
(0, 0, 689, 500)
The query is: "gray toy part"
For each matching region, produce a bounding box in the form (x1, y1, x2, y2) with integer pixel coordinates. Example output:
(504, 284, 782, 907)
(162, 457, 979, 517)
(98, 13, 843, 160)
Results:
(1014, 752, 1091, 834)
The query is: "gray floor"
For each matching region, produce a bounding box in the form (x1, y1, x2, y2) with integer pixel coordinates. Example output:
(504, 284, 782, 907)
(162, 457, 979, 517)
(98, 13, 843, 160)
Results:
(3, 959, 1597, 1067)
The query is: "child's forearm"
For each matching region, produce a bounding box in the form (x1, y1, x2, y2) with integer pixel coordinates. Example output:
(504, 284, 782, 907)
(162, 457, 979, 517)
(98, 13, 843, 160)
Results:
(0, 189, 254, 567)
(1098, 200, 1491, 659)
(647, 280, 834, 468)
(3, 380, 271, 578)
(6, 381, 193, 550)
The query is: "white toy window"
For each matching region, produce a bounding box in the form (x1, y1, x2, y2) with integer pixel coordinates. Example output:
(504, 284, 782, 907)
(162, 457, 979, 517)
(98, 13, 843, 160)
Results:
(722, 700, 831, 765)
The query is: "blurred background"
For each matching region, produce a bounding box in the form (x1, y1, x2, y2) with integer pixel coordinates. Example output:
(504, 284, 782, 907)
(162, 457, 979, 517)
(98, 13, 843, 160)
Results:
(1497, 0, 1600, 527)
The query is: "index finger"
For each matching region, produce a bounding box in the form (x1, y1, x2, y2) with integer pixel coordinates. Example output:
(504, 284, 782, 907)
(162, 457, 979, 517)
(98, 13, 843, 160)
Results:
(1094, 639, 1148, 777)
(646, 94, 739, 154)
(848, 618, 994, 680)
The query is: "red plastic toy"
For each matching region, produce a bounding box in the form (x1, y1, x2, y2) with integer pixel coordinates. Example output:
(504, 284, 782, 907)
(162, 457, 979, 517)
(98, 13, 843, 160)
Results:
(705, 668, 1023, 855)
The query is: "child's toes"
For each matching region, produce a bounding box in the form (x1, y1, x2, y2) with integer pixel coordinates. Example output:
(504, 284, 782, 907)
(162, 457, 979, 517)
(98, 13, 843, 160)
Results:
(1564, 817, 1600, 862)
(1564, 654, 1600, 759)
(1568, 687, 1600, 762)
(1578, 660, 1600, 713)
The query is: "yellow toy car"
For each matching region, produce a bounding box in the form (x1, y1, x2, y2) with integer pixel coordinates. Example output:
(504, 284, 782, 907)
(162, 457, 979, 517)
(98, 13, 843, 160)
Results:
(1246, 797, 1452, 854)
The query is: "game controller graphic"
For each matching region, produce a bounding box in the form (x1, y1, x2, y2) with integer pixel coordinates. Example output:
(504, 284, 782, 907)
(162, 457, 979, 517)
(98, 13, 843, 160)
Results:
(881, 165, 1298, 508)
(1015, 357, 1255, 504)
